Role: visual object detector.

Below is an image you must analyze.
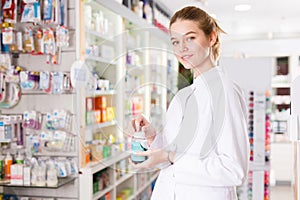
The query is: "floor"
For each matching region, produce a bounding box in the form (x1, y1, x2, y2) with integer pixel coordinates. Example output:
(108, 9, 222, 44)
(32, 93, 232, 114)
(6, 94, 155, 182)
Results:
(270, 185, 294, 200)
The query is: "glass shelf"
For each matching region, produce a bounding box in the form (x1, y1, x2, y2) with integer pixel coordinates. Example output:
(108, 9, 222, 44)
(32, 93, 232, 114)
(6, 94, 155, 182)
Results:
(86, 90, 116, 97)
(0, 176, 76, 188)
(86, 120, 117, 130)
(85, 55, 117, 65)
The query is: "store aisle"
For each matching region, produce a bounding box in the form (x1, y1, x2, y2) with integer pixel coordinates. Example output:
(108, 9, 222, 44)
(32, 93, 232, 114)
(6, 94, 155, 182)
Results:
(270, 186, 294, 200)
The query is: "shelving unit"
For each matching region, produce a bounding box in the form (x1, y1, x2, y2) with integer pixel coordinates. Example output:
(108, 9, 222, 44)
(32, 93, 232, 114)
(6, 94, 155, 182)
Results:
(80, 151, 159, 200)
(85, 55, 118, 65)
(0, 177, 76, 189)
(78, 0, 176, 199)
(269, 57, 293, 186)
(1, 0, 176, 199)
(237, 90, 271, 200)
(0, 0, 80, 199)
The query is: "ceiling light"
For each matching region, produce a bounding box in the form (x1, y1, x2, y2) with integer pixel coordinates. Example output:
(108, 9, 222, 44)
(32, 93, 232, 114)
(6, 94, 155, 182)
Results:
(234, 4, 251, 12)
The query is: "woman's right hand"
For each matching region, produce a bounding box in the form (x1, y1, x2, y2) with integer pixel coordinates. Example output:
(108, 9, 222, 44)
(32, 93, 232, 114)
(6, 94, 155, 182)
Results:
(129, 115, 156, 146)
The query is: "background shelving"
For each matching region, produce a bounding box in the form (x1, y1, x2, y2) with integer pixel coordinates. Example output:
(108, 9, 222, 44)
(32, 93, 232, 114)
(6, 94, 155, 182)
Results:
(79, 0, 177, 199)
(0, 0, 80, 199)
(0, 0, 177, 199)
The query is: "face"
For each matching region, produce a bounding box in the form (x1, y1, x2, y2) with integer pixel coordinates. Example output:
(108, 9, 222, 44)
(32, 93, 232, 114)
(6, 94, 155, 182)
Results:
(170, 20, 214, 75)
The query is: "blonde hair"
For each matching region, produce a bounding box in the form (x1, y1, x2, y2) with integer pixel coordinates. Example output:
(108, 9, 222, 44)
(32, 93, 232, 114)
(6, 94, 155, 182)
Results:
(170, 6, 225, 60)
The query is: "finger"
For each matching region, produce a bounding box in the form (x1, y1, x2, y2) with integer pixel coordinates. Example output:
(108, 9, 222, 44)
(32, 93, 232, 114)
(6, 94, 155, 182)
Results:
(142, 125, 152, 134)
(135, 118, 142, 131)
(130, 119, 136, 132)
(141, 125, 148, 132)
(142, 126, 155, 139)
(132, 159, 151, 169)
(133, 150, 151, 156)
(128, 158, 145, 169)
(128, 158, 136, 167)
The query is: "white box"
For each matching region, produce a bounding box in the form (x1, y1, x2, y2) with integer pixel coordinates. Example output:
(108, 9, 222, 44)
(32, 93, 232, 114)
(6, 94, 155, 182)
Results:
(23, 166, 31, 185)
(10, 164, 23, 185)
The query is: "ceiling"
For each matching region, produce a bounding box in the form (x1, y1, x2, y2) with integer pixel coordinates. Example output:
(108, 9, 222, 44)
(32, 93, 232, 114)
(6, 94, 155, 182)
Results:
(159, 0, 300, 42)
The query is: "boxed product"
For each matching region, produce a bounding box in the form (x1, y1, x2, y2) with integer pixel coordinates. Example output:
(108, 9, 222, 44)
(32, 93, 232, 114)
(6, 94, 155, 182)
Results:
(10, 164, 23, 185)
(91, 142, 103, 161)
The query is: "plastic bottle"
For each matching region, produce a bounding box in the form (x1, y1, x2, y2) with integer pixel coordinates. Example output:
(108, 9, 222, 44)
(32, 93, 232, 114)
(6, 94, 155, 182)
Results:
(35, 166, 46, 186)
(131, 131, 147, 163)
(15, 152, 24, 164)
(47, 162, 58, 187)
(0, 155, 4, 179)
(4, 152, 13, 179)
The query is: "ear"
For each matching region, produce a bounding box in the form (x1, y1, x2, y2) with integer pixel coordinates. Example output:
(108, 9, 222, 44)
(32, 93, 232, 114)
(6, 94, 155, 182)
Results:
(209, 31, 217, 47)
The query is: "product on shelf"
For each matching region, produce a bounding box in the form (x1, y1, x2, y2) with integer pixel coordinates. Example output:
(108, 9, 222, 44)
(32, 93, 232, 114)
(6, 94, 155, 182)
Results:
(93, 168, 111, 194)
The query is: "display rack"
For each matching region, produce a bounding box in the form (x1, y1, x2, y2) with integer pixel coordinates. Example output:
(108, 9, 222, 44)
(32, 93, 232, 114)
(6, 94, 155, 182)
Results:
(0, 0, 80, 199)
(0, 0, 177, 199)
(237, 90, 271, 200)
(78, 0, 177, 200)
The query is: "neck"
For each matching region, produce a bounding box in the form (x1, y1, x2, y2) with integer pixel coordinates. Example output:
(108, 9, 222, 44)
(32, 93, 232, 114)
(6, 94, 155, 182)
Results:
(193, 59, 216, 79)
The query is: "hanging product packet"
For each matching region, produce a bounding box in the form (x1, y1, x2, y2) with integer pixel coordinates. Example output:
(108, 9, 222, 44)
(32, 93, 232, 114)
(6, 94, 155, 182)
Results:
(33, 29, 44, 54)
(2, 0, 17, 23)
(20, 0, 41, 23)
(43, 0, 53, 23)
(59, 0, 68, 26)
(56, 25, 69, 64)
(23, 27, 35, 53)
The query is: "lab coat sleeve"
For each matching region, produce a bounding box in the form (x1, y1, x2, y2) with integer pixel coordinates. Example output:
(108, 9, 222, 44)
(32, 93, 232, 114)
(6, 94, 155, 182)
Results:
(173, 83, 250, 187)
(149, 92, 183, 150)
(149, 134, 163, 149)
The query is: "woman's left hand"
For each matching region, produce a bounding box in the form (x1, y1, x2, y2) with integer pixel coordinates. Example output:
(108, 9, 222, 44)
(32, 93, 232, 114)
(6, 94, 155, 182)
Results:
(130, 149, 168, 169)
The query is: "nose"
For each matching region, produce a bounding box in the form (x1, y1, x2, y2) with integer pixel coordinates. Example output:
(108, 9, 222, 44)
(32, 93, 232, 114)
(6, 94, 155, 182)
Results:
(179, 41, 188, 52)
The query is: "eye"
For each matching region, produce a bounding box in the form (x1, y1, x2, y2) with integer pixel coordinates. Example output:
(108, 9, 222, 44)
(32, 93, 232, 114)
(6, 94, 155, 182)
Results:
(186, 36, 195, 42)
(172, 40, 179, 46)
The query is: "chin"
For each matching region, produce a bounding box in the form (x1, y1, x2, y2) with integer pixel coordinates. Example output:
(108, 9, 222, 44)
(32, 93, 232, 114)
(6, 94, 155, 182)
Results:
(181, 64, 192, 70)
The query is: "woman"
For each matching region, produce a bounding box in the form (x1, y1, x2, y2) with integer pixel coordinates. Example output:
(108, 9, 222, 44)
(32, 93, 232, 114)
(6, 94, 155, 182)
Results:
(130, 6, 249, 200)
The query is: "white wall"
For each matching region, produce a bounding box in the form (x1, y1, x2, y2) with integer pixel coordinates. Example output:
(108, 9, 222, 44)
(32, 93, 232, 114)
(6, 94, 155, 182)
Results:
(219, 57, 273, 92)
(221, 38, 300, 58)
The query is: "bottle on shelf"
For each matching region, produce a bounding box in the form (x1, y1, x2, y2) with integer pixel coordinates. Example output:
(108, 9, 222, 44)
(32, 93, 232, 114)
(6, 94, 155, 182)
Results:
(15, 151, 24, 164)
(0, 155, 4, 180)
(47, 162, 58, 187)
(4, 152, 12, 179)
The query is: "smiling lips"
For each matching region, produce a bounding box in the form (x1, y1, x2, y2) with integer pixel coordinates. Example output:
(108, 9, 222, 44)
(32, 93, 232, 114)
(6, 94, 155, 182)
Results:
(181, 54, 193, 61)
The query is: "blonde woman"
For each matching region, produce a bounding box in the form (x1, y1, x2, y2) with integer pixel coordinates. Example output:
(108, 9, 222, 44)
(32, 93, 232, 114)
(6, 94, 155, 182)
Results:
(130, 6, 249, 200)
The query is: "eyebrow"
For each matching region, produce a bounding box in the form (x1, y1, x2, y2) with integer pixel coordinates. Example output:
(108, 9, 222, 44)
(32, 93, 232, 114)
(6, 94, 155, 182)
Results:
(170, 31, 197, 40)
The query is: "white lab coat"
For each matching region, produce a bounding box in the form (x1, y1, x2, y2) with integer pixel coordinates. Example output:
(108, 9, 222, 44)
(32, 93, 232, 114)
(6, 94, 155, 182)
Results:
(150, 66, 249, 200)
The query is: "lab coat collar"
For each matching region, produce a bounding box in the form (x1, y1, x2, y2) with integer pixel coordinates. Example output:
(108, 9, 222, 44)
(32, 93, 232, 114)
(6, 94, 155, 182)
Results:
(192, 66, 222, 89)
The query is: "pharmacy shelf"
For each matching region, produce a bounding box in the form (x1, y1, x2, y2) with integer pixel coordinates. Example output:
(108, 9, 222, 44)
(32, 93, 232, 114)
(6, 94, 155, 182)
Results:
(115, 173, 134, 187)
(82, 151, 130, 174)
(0, 139, 11, 143)
(85, 55, 117, 65)
(33, 152, 78, 157)
(0, 177, 76, 189)
(80, 0, 171, 199)
(93, 184, 114, 200)
(85, 29, 114, 42)
(92, 0, 169, 41)
(21, 90, 75, 95)
(129, 171, 159, 200)
(86, 120, 117, 130)
(86, 90, 116, 97)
